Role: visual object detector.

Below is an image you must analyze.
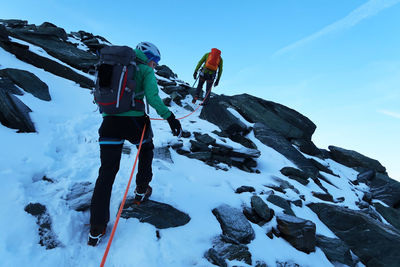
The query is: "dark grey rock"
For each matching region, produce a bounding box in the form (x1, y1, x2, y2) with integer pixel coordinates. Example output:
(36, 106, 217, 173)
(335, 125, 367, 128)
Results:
(190, 140, 210, 152)
(374, 202, 400, 231)
(0, 24, 9, 41)
(194, 132, 216, 145)
(205, 235, 252, 266)
(267, 195, 295, 216)
(328, 146, 386, 174)
(157, 79, 176, 87)
(0, 19, 28, 28)
(0, 88, 35, 132)
(7, 26, 98, 72)
(251, 196, 274, 221)
(229, 133, 258, 149)
(254, 123, 318, 178)
(276, 261, 301, 267)
(357, 170, 400, 208)
(200, 96, 249, 135)
(291, 200, 303, 207)
(24, 203, 62, 249)
(309, 158, 337, 176)
(0, 39, 94, 88)
(280, 167, 310, 185)
(291, 138, 321, 156)
(37, 22, 68, 40)
(0, 68, 50, 101)
(212, 204, 255, 244)
(243, 206, 264, 224)
(235, 186, 255, 194)
(276, 214, 316, 253)
(309, 202, 400, 267)
(204, 248, 227, 267)
(162, 97, 171, 107)
(121, 199, 190, 229)
(65, 182, 93, 212)
(0, 75, 23, 95)
(227, 94, 316, 140)
(312, 192, 334, 203)
(316, 235, 355, 267)
(155, 65, 177, 79)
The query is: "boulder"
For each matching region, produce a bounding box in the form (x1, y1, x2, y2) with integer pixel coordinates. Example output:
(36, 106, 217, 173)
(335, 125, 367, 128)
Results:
(194, 132, 216, 146)
(24, 203, 62, 249)
(254, 123, 318, 178)
(121, 199, 190, 229)
(309, 202, 400, 267)
(280, 167, 310, 185)
(328, 146, 386, 174)
(276, 214, 316, 253)
(205, 235, 252, 266)
(228, 94, 316, 140)
(0, 68, 50, 101)
(251, 196, 274, 221)
(212, 204, 255, 244)
(235, 186, 255, 194)
(0, 88, 35, 132)
(267, 195, 295, 216)
(316, 235, 355, 267)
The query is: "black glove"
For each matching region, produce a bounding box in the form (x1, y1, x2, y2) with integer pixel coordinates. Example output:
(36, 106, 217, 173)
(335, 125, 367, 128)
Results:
(193, 71, 198, 80)
(167, 113, 182, 137)
(214, 79, 219, 87)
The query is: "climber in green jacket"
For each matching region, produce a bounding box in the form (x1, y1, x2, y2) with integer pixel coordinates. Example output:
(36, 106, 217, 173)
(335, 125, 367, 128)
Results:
(89, 42, 182, 246)
(192, 48, 223, 105)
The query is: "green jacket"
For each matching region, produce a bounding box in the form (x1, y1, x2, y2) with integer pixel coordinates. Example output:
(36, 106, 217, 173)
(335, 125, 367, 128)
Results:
(194, 52, 223, 81)
(103, 49, 171, 119)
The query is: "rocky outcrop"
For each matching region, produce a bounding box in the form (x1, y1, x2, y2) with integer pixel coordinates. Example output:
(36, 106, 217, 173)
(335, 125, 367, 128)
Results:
(24, 203, 62, 249)
(280, 167, 310, 185)
(212, 204, 255, 244)
(253, 123, 318, 178)
(121, 199, 191, 229)
(200, 96, 249, 135)
(328, 146, 386, 174)
(227, 94, 316, 140)
(0, 37, 94, 88)
(0, 68, 50, 101)
(276, 214, 316, 253)
(5, 21, 98, 72)
(309, 203, 400, 267)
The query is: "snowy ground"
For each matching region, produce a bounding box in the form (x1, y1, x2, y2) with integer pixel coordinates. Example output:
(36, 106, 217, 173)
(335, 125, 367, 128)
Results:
(0, 41, 370, 267)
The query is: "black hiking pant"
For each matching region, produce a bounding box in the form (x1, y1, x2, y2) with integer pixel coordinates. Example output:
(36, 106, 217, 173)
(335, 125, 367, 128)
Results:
(90, 115, 154, 226)
(195, 70, 216, 105)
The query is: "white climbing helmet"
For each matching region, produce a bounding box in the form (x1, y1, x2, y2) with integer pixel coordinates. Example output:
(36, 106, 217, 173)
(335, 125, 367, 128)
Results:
(136, 42, 161, 64)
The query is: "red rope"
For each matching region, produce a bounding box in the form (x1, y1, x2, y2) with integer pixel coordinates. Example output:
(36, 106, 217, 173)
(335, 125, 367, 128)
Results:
(150, 89, 212, 121)
(100, 124, 147, 267)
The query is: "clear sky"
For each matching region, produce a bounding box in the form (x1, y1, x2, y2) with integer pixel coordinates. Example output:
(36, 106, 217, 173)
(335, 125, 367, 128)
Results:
(1, 0, 399, 180)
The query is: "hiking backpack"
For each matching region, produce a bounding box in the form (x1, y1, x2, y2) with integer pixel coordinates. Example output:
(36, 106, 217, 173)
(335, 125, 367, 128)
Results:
(93, 46, 145, 114)
(205, 48, 221, 71)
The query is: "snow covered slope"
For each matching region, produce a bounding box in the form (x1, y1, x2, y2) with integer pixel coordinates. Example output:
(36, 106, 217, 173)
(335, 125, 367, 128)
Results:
(1, 20, 399, 267)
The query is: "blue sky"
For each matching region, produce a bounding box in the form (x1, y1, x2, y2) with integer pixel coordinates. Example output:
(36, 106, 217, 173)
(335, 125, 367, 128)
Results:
(1, 0, 400, 179)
